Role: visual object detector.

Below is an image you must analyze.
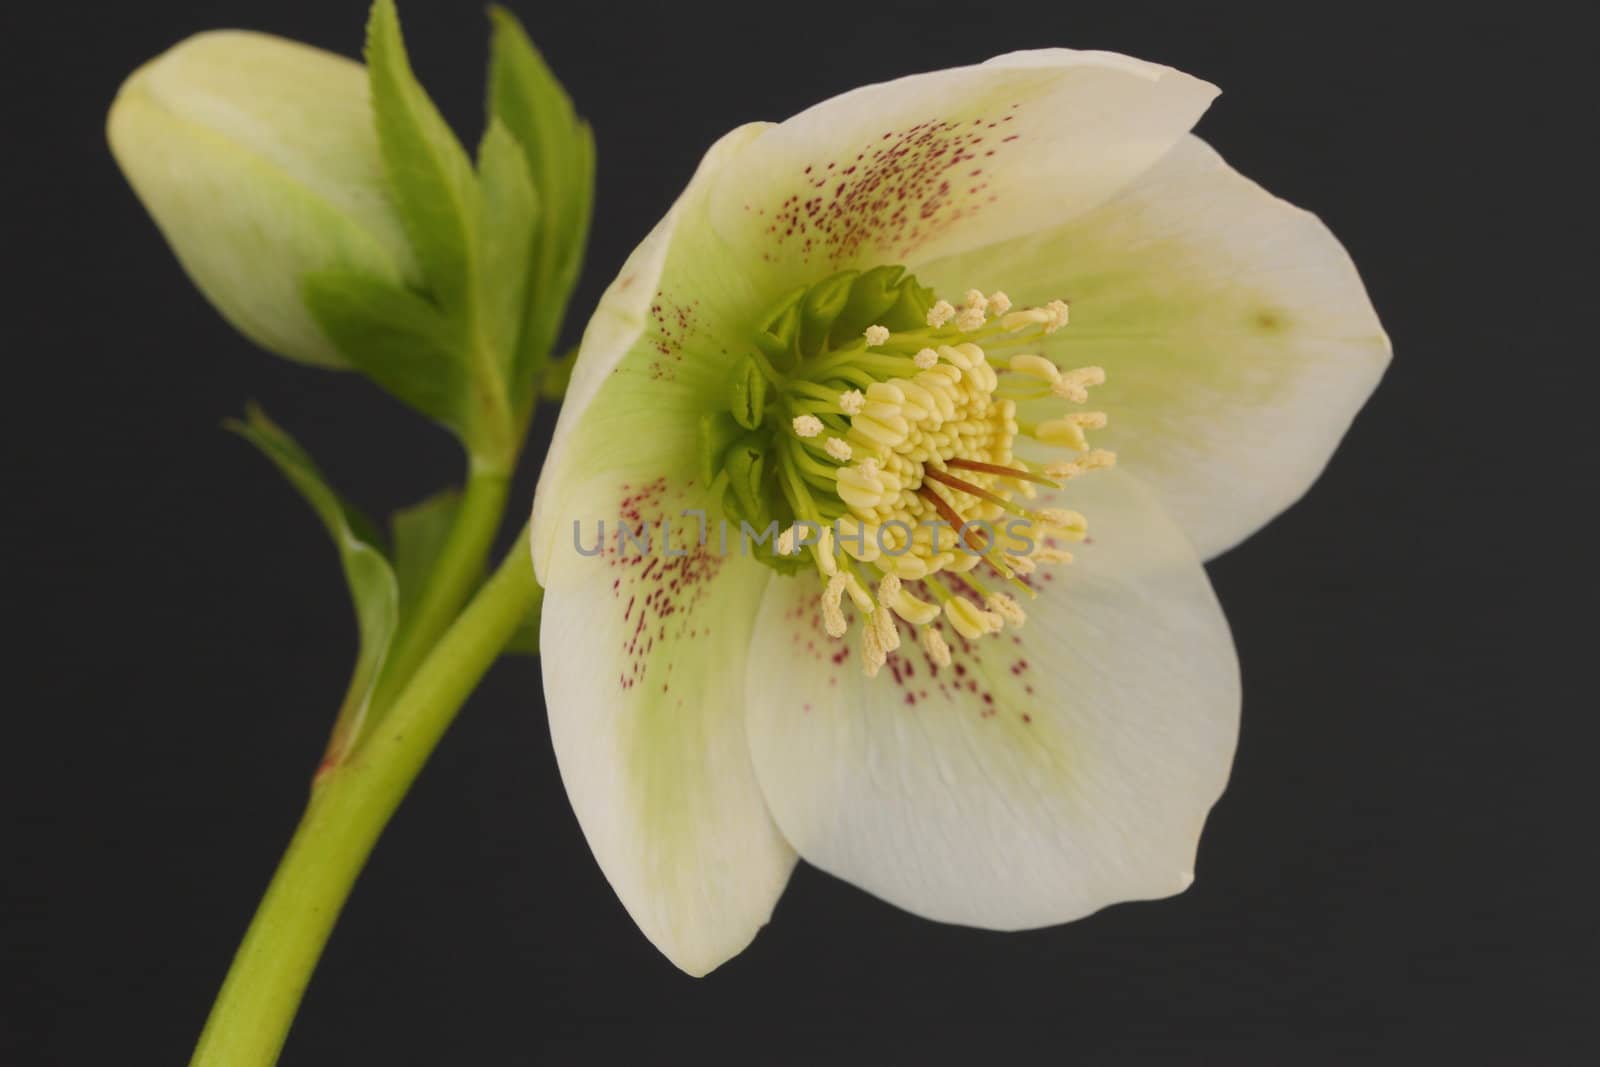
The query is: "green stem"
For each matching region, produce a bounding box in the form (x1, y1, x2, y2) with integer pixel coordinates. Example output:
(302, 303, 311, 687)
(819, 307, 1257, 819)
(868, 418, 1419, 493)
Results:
(189, 527, 542, 1067)
(371, 461, 511, 711)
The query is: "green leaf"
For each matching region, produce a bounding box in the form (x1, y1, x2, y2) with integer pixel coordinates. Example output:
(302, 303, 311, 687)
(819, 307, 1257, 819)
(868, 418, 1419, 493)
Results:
(501, 581, 544, 656)
(475, 119, 540, 373)
(303, 269, 468, 433)
(366, 0, 482, 316)
(486, 5, 595, 398)
(228, 406, 400, 756)
(393, 488, 543, 658)
(538, 344, 578, 400)
(390, 488, 461, 625)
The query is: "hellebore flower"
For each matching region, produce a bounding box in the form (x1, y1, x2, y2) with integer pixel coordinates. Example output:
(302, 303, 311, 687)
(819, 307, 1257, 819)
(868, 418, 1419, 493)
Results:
(108, 31, 419, 367)
(531, 50, 1388, 975)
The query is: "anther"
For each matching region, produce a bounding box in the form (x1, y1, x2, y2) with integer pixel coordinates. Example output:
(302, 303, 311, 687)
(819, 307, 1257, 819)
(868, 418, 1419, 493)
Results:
(839, 389, 865, 415)
(1036, 413, 1106, 451)
(822, 575, 848, 637)
(999, 308, 1052, 331)
(864, 324, 891, 346)
(985, 592, 1026, 628)
(1044, 449, 1116, 480)
(824, 437, 853, 461)
(815, 526, 839, 577)
(921, 625, 952, 667)
(926, 300, 956, 328)
(792, 414, 823, 438)
(1008, 354, 1060, 383)
(1038, 508, 1088, 539)
(914, 347, 938, 369)
(945, 596, 1002, 640)
(861, 624, 886, 677)
(1004, 553, 1037, 576)
(873, 603, 901, 653)
(887, 585, 941, 625)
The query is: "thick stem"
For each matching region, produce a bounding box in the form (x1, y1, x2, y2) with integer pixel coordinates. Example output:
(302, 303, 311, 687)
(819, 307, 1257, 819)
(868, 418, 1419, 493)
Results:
(189, 528, 541, 1067)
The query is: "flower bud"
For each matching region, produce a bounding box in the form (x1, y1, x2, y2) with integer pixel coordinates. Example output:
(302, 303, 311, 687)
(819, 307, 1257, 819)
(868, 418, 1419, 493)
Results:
(107, 31, 421, 367)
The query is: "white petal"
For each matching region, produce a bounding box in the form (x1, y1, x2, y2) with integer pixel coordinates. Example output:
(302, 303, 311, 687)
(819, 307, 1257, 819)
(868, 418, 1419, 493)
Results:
(540, 491, 794, 975)
(529, 129, 797, 977)
(530, 122, 770, 578)
(917, 135, 1391, 559)
(708, 50, 1215, 285)
(745, 472, 1238, 929)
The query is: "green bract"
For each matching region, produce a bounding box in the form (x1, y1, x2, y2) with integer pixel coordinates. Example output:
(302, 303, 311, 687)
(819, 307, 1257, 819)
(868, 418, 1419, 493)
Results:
(531, 50, 1390, 975)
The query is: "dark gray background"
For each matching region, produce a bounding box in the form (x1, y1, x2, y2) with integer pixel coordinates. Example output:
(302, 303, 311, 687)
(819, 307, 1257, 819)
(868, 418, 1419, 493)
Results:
(5, 0, 1592, 1062)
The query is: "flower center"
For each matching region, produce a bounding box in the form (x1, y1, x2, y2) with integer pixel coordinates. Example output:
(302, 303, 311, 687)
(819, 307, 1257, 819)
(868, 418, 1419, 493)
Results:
(700, 266, 1113, 676)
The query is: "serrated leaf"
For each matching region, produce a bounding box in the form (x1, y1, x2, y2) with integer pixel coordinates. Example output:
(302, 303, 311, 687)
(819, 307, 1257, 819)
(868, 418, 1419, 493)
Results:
(475, 119, 540, 373)
(486, 5, 594, 400)
(303, 269, 468, 434)
(391, 488, 461, 624)
(228, 406, 399, 758)
(366, 0, 482, 316)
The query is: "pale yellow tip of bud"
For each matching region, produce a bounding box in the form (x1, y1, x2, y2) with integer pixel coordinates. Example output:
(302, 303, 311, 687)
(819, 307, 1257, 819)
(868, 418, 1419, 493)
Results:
(107, 31, 418, 369)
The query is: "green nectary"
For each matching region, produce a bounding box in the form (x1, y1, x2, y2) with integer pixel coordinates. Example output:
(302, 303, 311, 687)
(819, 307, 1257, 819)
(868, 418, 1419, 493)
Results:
(699, 265, 935, 571)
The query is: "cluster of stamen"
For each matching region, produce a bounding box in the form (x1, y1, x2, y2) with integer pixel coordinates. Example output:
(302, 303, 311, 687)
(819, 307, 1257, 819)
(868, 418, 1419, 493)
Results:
(765, 284, 1116, 675)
